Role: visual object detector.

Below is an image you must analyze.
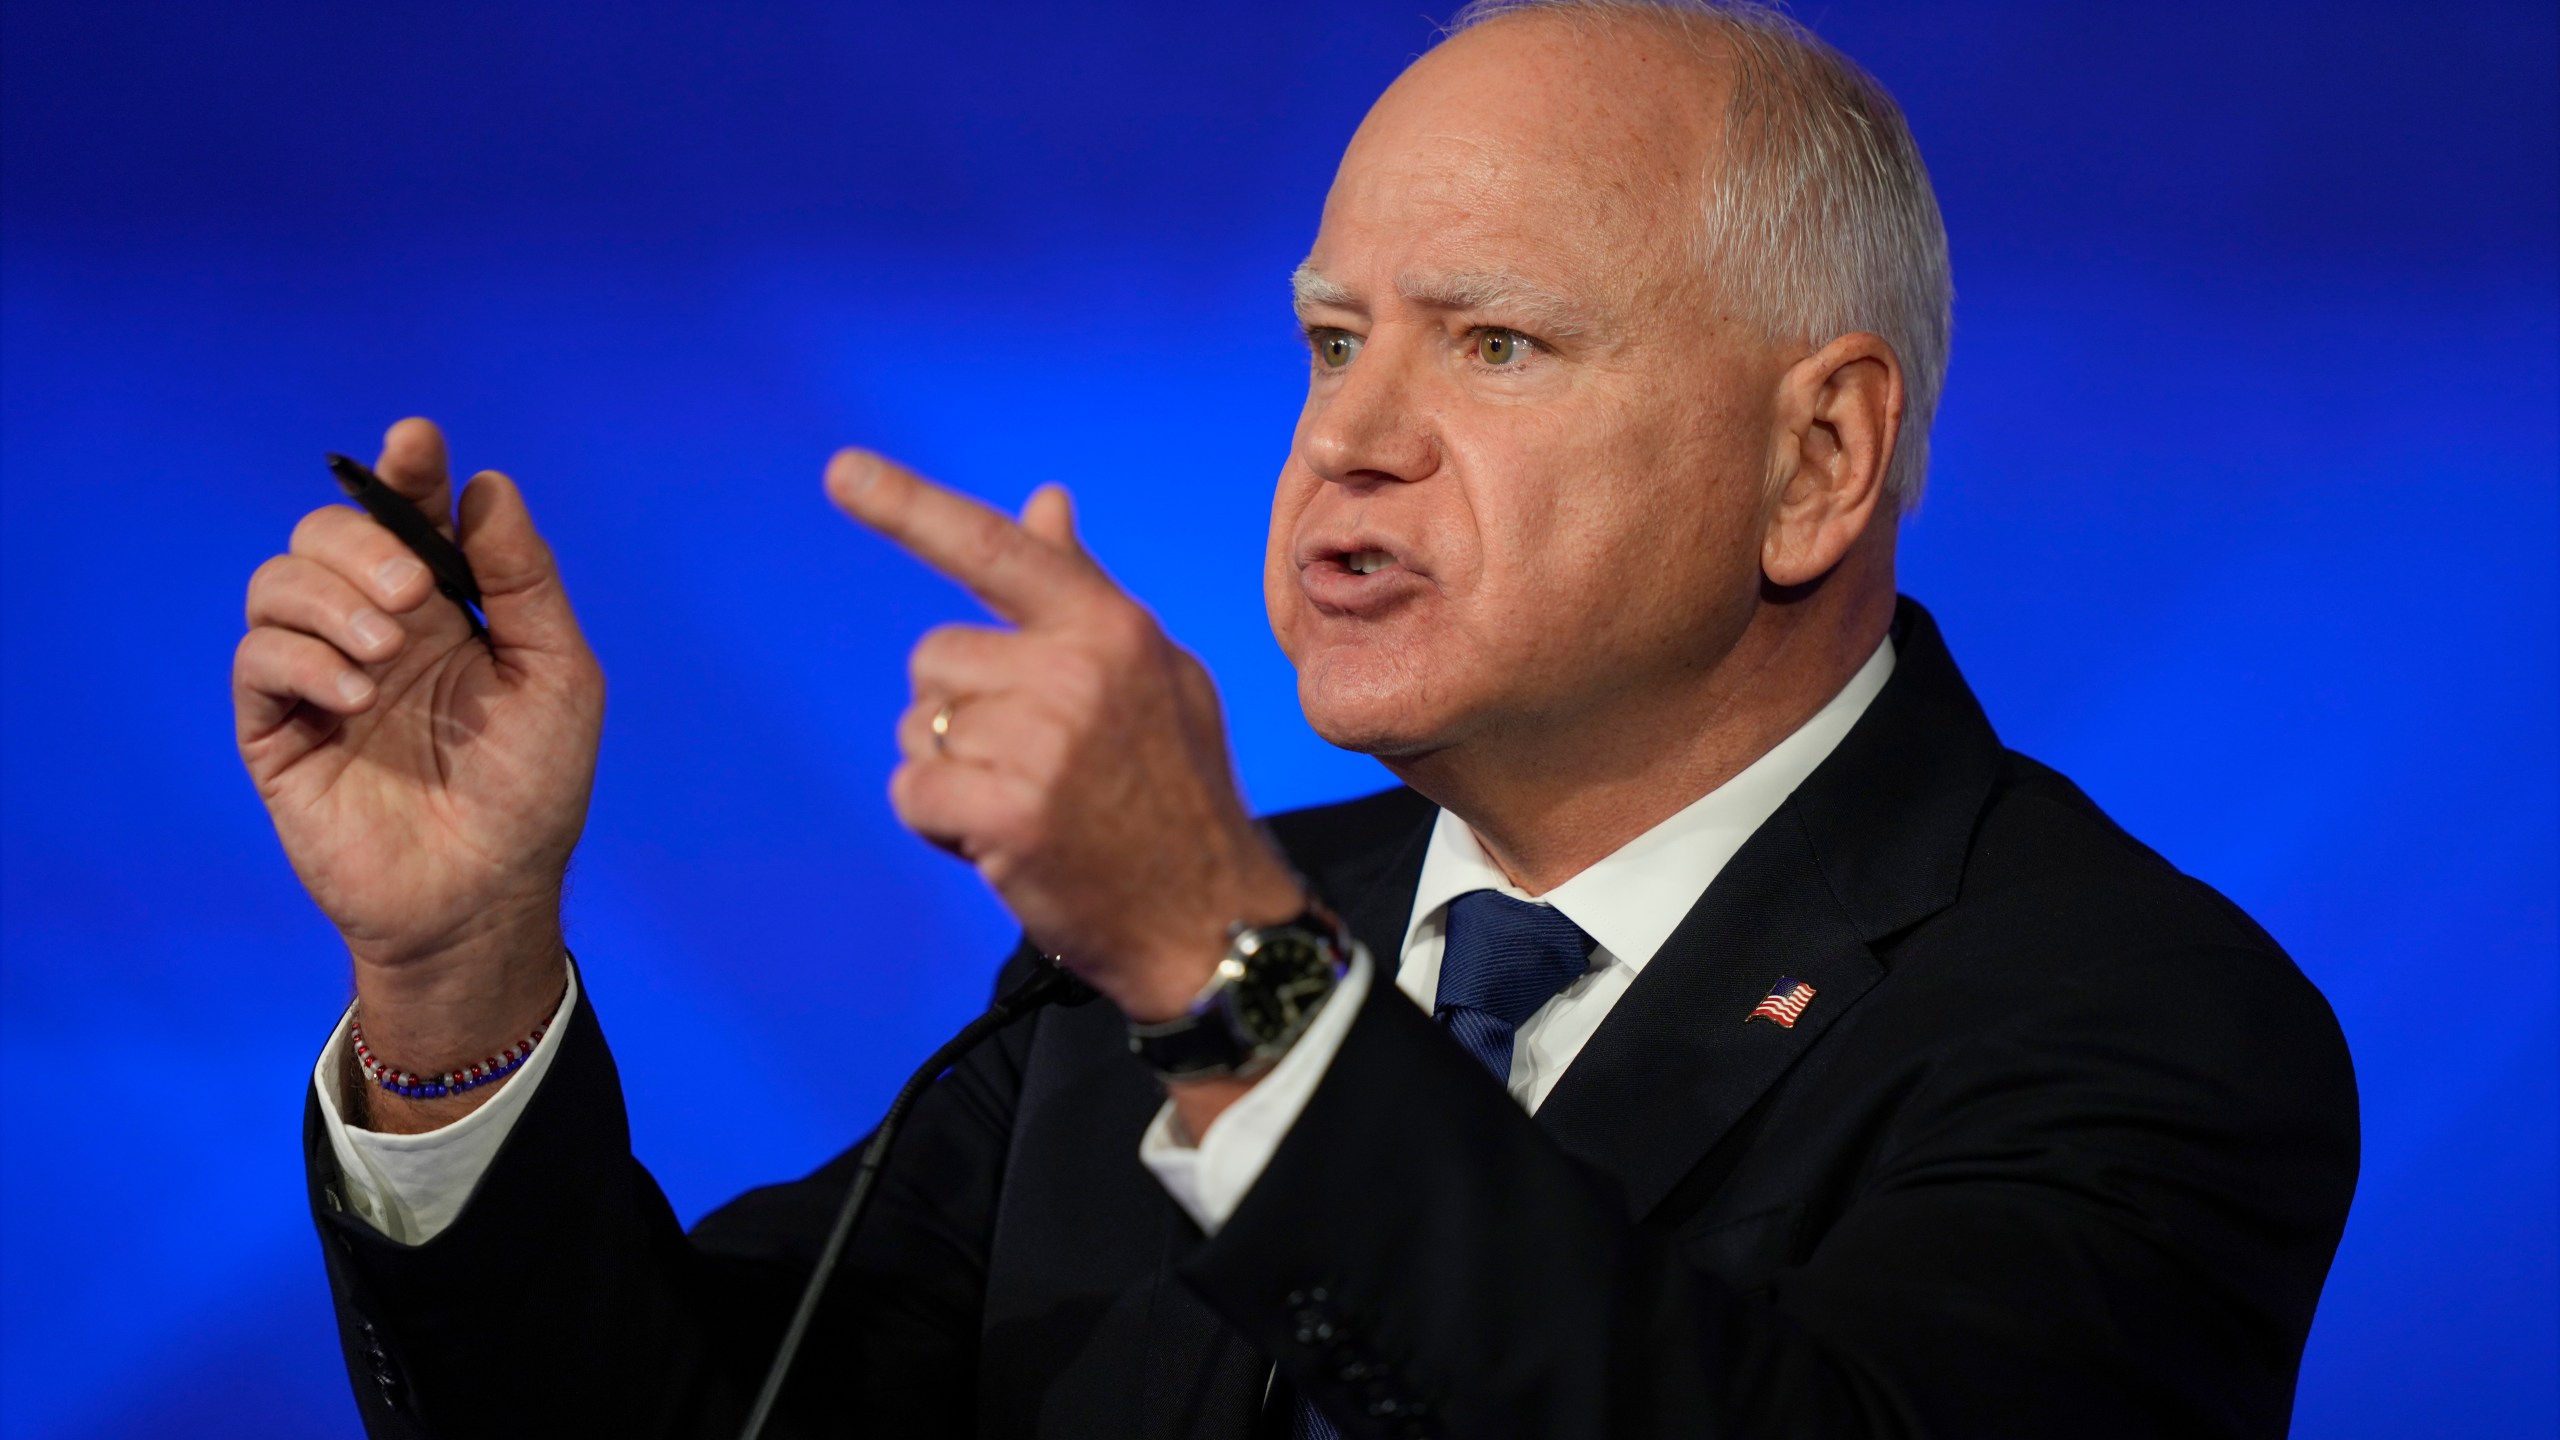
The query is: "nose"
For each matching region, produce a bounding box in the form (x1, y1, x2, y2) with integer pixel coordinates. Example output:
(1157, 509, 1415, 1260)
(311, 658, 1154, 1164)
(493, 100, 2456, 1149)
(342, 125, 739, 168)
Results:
(1297, 331, 1441, 489)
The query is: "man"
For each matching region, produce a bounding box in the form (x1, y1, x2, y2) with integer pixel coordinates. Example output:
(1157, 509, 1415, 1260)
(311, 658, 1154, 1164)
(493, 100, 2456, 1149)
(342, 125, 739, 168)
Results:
(236, 1, 2357, 1435)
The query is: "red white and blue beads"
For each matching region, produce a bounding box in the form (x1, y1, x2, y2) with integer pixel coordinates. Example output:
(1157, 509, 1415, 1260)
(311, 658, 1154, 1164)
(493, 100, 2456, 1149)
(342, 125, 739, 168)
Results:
(350, 1011, 549, 1100)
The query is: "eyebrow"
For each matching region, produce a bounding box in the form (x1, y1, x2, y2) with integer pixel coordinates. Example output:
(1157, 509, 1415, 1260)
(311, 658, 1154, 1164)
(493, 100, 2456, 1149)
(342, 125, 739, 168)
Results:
(1290, 262, 1594, 340)
(1290, 263, 1358, 314)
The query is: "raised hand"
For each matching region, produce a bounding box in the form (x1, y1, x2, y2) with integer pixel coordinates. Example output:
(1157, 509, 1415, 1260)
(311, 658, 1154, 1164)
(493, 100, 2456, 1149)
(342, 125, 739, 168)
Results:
(826, 450, 1304, 1025)
(236, 418, 602, 1124)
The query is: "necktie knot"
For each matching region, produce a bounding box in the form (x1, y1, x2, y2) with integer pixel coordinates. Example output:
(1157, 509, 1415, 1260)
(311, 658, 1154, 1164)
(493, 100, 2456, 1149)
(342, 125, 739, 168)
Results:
(1432, 890, 1593, 1079)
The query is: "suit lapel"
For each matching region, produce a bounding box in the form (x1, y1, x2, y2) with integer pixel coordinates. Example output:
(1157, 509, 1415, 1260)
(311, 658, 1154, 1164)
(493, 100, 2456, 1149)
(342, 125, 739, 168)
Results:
(1531, 599, 2005, 1221)
(1531, 805, 1882, 1219)
(1240, 603, 2002, 1233)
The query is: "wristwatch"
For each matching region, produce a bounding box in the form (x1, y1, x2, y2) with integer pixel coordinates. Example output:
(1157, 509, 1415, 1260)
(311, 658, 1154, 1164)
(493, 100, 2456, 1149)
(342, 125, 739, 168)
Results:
(1127, 901, 1352, 1082)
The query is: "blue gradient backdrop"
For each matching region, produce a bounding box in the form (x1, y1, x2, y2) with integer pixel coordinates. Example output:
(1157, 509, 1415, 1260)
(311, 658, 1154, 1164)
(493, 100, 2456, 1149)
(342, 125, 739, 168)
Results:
(2, 3, 2552, 1435)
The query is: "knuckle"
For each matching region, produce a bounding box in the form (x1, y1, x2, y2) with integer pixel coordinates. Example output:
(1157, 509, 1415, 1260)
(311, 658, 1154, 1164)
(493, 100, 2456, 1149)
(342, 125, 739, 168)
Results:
(1089, 601, 1154, 659)
(959, 521, 1013, 579)
(244, 555, 296, 617)
(1047, 652, 1104, 712)
(886, 761, 926, 816)
(282, 630, 330, 676)
(909, 624, 970, 682)
(248, 552, 296, 589)
(287, 505, 350, 556)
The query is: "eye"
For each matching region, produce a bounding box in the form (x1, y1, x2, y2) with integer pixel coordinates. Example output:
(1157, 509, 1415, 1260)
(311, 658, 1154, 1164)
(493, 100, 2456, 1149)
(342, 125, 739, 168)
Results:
(1473, 328, 1532, 366)
(1311, 329, 1362, 369)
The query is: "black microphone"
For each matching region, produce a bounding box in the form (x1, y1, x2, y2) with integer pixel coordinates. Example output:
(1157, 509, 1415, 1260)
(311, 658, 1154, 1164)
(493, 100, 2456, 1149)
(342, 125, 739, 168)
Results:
(737, 955, 1099, 1440)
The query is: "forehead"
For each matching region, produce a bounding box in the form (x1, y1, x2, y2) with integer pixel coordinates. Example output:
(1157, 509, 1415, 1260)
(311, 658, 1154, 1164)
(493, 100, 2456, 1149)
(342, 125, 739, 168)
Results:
(1310, 14, 1728, 299)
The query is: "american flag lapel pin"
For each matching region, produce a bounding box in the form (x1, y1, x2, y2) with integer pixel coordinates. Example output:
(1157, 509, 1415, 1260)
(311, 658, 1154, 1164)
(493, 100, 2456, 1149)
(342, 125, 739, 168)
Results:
(1746, 976, 1818, 1028)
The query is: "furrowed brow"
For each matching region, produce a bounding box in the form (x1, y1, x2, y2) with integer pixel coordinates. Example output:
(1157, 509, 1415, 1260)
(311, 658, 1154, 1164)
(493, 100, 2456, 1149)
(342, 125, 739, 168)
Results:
(1396, 271, 1593, 339)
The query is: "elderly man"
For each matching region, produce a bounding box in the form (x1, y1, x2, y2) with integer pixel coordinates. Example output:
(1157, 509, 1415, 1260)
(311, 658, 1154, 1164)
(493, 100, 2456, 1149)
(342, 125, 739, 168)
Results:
(237, 1, 2356, 1436)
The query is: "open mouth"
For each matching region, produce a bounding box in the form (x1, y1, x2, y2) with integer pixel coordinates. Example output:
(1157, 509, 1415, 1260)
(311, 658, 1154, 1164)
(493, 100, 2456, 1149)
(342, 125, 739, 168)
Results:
(1299, 541, 1421, 616)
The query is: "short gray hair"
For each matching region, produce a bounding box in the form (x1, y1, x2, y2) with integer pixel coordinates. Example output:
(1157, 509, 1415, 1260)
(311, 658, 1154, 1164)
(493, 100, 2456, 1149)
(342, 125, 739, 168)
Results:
(1446, 0, 1953, 510)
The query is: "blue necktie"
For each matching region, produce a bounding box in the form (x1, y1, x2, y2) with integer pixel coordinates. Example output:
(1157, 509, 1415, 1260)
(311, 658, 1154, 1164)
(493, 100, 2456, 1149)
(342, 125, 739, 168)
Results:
(1431, 889, 1596, 1083)
(1291, 889, 1593, 1440)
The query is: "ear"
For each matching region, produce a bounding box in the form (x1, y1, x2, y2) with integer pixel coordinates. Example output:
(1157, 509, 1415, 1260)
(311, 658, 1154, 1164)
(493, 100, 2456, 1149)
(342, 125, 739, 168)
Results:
(1761, 332, 1904, 588)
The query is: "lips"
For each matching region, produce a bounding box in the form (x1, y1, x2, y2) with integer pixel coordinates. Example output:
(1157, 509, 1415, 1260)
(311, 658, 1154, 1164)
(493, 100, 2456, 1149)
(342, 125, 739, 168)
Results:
(1297, 537, 1425, 616)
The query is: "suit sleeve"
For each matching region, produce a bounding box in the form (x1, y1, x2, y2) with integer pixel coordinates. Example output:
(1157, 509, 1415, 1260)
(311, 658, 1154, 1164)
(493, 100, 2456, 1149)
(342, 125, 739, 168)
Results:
(1176, 942, 2358, 1440)
(306, 957, 1040, 1439)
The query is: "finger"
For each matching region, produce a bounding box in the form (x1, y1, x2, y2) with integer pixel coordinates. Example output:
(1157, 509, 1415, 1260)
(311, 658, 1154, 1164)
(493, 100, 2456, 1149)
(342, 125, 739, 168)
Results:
(371, 417, 457, 534)
(245, 554, 409, 666)
(888, 754, 1037, 858)
(907, 623, 1040, 700)
(1018, 484, 1087, 558)
(895, 692, 1069, 772)
(289, 506, 442, 614)
(896, 696, 1007, 765)
(897, 696, 944, 764)
(456, 470, 589, 660)
(825, 449, 1102, 626)
(234, 625, 377, 741)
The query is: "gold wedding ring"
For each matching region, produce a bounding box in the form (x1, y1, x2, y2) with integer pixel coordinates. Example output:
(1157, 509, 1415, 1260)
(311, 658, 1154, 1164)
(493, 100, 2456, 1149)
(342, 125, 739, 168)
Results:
(930, 700, 955, 755)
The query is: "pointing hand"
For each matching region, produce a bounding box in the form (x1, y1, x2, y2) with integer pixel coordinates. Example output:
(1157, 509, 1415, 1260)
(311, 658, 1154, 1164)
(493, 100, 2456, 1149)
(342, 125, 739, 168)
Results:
(827, 450, 1302, 1023)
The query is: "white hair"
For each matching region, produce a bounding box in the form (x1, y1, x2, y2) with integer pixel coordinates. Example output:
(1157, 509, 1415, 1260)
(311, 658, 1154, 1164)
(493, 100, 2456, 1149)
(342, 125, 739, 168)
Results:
(1445, 0, 1954, 510)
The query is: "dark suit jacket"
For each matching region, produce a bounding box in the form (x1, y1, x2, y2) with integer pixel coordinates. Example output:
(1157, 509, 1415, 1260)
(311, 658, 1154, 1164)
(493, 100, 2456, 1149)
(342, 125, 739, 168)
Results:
(306, 599, 2358, 1438)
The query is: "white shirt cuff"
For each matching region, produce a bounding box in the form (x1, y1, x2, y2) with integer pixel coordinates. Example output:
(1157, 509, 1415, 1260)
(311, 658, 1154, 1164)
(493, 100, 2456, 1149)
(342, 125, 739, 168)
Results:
(1138, 943, 1375, 1235)
(313, 961, 580, 1246)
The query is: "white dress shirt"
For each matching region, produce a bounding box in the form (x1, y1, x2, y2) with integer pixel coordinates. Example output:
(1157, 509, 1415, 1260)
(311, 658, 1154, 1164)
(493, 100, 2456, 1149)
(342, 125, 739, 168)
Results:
(321, 638, 1894, 1247)
(1142, 635, 1895, 1232)
(316, 964, 581, 1245)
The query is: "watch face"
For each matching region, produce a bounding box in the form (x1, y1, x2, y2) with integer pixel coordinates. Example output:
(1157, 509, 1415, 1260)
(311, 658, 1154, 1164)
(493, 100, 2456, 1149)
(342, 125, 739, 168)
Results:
(1130, 915, 1347, 1081)
(1232, 930, 1340, 1046)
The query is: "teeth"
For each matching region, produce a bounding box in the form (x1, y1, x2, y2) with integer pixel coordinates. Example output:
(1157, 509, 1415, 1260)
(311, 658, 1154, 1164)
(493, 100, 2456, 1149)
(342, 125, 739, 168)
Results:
(1346, 549, 1392, 575)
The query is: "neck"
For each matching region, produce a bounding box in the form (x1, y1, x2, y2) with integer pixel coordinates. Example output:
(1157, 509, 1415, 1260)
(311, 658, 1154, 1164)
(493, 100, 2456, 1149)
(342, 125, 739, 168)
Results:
(1388, 554, 1895, 895)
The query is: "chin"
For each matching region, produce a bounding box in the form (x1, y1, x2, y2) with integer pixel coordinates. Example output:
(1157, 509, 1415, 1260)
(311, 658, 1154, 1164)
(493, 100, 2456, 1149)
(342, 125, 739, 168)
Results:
(1294, 648, 1456, 758)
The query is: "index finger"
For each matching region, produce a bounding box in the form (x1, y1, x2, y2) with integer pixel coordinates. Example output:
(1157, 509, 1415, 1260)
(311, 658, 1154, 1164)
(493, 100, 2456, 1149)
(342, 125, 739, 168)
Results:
(825, 448, 1101, 624)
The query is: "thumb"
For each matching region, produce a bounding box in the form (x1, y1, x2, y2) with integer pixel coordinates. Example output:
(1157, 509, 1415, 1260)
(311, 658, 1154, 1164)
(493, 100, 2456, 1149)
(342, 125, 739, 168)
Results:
(1019, 484, 1088, 558)
(373, 416, 457, 533)
(456, 470, 587, 659)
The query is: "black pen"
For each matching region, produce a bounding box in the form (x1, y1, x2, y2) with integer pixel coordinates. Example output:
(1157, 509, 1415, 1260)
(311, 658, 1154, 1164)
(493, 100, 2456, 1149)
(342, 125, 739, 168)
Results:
(326, 452, 489, 642)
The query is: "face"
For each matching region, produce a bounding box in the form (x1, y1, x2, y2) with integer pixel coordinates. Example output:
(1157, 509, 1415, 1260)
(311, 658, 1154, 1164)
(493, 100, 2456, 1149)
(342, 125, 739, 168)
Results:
(1266, 16, 1791, 760)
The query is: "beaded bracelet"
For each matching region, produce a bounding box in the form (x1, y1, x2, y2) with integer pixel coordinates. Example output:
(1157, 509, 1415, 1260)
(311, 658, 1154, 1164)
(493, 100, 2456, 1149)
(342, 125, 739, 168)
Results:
(350, 1010, 550, 1100)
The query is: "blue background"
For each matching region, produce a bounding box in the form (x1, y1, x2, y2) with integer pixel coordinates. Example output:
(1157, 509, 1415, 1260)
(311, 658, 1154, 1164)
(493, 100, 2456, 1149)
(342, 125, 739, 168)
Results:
(2, 2, 2551, 1435)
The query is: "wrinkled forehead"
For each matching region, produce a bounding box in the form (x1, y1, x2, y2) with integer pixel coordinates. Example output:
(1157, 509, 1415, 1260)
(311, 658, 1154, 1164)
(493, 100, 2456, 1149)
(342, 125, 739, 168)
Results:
(1310, 14, 1730, 302)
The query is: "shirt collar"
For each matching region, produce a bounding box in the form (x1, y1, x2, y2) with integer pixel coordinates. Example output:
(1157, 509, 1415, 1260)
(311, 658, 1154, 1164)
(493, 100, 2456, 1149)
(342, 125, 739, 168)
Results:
(1399, 634, 1897, 975)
